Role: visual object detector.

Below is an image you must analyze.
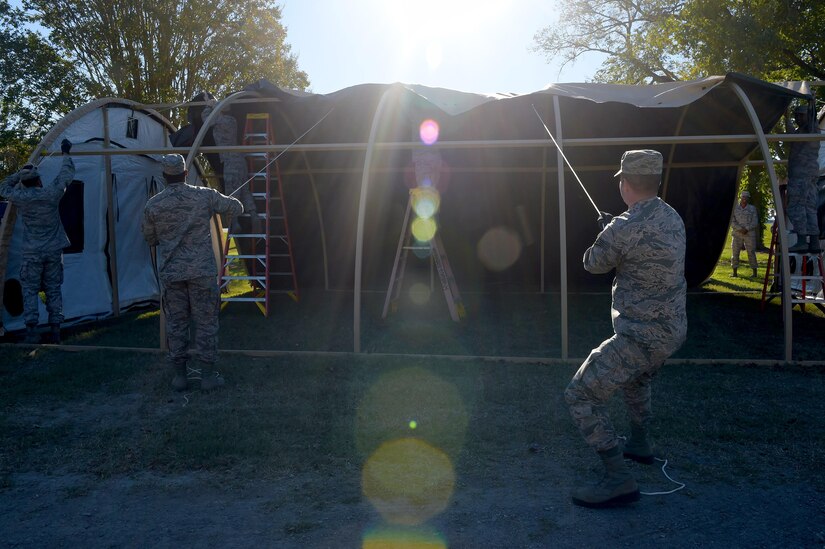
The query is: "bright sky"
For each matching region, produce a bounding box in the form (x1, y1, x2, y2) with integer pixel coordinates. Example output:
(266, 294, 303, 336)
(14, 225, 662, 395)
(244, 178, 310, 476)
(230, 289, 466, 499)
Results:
(281, 0, 605, 95)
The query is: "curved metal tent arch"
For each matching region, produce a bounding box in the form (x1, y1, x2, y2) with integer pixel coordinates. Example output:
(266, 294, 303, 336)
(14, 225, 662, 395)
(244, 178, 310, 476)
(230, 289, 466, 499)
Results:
(186, 89, 331, 289)
(0, 98, 184, 329)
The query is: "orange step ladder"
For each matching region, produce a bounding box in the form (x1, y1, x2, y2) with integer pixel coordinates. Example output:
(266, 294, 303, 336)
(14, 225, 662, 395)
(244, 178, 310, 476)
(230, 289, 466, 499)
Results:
(761, 223, 825, 313)
(219, 113, 299, 316)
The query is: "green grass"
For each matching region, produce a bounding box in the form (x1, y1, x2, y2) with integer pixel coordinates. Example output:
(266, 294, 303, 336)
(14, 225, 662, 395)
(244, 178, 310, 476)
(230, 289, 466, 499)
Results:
(3, 222, 823, 361)
(0, 347, 822, 491)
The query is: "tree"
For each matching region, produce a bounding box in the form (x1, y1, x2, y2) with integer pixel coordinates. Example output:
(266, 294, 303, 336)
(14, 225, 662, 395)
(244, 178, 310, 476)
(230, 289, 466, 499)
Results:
(25, 0, 310, 104)
(0, 0, 86, 176)
(533, 0, 825, 84)
(532, 0, 685, 84)
(676, 0, 825, 81)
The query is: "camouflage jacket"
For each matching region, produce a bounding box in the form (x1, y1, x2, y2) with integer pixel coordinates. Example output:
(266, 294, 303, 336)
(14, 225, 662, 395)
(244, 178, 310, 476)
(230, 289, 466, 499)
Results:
(142, 181, 243, 283)
(0, 156, 74, 256)
(584, 196, 687, 352)
(731, 203, 758, 232)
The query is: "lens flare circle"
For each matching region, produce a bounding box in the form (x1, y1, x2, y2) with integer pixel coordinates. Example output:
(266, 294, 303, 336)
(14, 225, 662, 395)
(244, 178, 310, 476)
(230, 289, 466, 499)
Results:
(362, 437, 455, 526)
(408, 282, 431, 306)
(419, 119, 439, 146)
(355, 367, 469, 459)
(411, 187, 441, 219)
(477, 226, 522, 272)
(363, 525, 447, 549)
(411, 217, 437, 242)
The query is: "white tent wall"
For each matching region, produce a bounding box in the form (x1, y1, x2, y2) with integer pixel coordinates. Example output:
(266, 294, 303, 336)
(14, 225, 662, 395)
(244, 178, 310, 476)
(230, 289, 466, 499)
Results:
(2, 106, 167, 331)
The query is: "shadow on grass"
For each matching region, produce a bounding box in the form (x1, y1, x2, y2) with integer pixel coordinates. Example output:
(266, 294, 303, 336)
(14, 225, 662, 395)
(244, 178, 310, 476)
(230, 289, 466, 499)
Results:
(13, 284, 818, 362)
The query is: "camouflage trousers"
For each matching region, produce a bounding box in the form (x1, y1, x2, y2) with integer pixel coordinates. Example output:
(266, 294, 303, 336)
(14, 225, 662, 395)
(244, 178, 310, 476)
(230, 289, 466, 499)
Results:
(731, 230, 757, 269)
(20, 250, 64, 326)
(564, 334, 671, 452)
(787, 175, 819, 236)
(161, 275, 220, 366)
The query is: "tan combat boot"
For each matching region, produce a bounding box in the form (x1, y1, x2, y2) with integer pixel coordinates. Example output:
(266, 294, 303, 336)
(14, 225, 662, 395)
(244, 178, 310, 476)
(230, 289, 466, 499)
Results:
(23, 324, 39, 344)
(193, 360, 225, 391)
(47, 323, 61, 344)
(571, 446, 640, 508)
(171, 362, 189, 392)
(623, 423, 655, 465)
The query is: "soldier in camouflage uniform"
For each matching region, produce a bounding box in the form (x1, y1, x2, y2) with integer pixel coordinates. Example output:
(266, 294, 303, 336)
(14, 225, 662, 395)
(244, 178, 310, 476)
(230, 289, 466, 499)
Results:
(786, 104, 821, 253)
(730, 190, 759, 278)
(564, 150, 687, 508)
(0, 139, 75, 344)
(142, 154, 243, 391)
(202, 106, 259, 235)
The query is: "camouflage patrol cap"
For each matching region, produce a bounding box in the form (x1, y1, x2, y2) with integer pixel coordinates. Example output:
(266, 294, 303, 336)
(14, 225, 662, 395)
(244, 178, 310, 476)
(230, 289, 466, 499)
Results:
(740, 190, 750, 199)
(161, 154, 186, 175)
(18, 164, 40, 182)
(614, 149, 663, 177)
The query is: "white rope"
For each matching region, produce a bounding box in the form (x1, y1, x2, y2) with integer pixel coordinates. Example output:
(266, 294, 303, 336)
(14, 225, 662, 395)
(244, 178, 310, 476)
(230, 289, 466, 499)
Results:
(531, 104, 602, 216)
(228, 107, 334, 198)
(640, 457, 686, 496)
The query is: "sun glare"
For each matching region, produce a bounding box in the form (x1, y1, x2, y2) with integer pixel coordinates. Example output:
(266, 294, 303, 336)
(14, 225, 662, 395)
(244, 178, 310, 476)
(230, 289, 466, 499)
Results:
(381, 0, 510, 70)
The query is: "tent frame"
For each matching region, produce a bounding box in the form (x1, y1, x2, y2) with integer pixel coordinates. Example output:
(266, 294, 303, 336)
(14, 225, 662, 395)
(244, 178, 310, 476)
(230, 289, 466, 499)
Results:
(1, 84, 824, 363)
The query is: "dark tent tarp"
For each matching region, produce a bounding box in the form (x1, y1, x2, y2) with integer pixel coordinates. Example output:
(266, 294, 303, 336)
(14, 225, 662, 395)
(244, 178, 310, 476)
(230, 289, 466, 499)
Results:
(190, 73, 808, 291)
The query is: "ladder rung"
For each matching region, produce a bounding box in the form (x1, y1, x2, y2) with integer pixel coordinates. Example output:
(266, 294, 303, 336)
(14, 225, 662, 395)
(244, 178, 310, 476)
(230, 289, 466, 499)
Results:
(225, 254, 266, 259)
(228, 233, 268, 238)
(221, 275, 267, 281)
(221, 297, 266, 302)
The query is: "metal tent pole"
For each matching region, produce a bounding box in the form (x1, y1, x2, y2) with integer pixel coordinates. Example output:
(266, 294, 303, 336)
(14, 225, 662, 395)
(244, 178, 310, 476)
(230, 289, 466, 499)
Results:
(353, 88, 394, 353)
(102, 108, 120, 317)
(540, 147, 547, 294)
(730, 82, 794, 362)
(552, 96, 569, 360)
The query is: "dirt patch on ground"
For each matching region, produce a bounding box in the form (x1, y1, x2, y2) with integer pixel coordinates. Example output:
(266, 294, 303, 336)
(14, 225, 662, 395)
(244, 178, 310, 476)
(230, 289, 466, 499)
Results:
(2, 462, 823, 547)
(1, 349, 824, 548)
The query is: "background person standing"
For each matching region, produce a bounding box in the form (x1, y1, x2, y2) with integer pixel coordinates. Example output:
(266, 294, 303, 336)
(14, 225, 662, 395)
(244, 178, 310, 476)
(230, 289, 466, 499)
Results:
(730, 190, 759, 278)
(142, 154, 242, 392)
(0, 139, 74, 343)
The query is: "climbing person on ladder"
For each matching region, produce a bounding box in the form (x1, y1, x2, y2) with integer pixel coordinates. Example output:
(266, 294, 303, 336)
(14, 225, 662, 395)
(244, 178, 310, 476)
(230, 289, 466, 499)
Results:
(730, 190, 759, 278)
(786, 103, 821, 253)
(202, 105, 260, 236)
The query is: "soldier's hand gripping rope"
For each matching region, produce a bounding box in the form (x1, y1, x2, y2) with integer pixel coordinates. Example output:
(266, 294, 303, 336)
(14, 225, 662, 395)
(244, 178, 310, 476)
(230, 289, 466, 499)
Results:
(531, 104, 606, 221)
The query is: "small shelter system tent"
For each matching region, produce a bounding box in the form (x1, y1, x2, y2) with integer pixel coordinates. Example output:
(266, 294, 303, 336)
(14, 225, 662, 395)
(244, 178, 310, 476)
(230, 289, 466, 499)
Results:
(0, 100, 178, 332)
